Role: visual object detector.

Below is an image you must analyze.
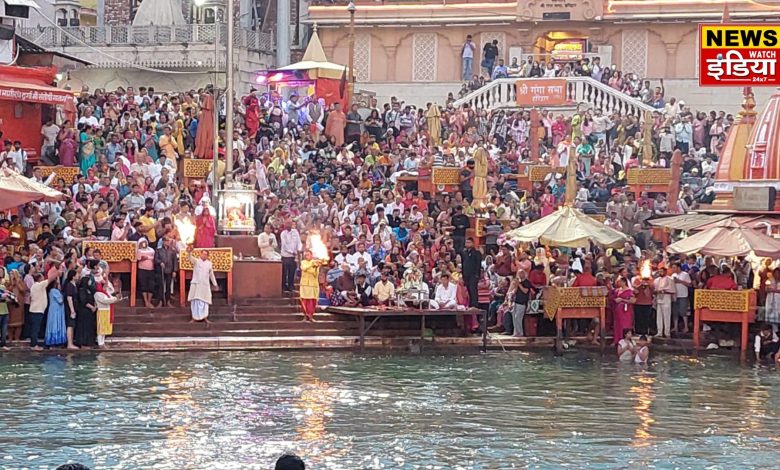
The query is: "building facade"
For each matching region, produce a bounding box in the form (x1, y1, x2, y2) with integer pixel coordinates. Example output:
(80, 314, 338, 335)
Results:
(18, 0, 275, 92)
(306, 0, 780, 110)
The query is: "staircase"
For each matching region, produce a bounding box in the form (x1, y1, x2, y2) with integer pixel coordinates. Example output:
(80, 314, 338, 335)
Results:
(452, 77, 655, 117)
(111, 297, 463, 339)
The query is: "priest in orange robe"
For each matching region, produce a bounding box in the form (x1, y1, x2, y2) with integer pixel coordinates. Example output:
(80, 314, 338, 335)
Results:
(324, 102, 346, 146)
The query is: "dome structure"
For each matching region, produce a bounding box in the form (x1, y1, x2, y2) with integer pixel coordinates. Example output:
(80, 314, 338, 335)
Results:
(714, 88, 757, 182)
(711, 88, 780, 211)
(743, 90, 780, 180)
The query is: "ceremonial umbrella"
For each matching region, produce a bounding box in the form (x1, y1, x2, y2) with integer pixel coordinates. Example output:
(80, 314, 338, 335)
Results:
(666, 219, 780, 258)
(504, 205, 630, 248)
(0, 168, 67, 211)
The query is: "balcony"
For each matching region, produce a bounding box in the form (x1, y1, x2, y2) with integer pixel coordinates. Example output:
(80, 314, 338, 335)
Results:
(17, 24, 273, 69)
(19, 24, 272, 51)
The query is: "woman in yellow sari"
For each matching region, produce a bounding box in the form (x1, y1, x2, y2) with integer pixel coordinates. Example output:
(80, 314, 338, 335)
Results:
(174, 119, 185, 156)
(300, 250, 326, 322)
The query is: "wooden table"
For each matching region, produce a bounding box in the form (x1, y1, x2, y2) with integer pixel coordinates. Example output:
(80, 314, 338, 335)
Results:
(233, 259, 282, 298)
(693, 289, 757, 360)
(544, 286, 608, 355)
(325, 306, 481, 350)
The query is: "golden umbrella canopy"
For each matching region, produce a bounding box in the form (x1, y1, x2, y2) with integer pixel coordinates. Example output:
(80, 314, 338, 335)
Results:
(425, 104, 441, 145)
(505, 205, 630, 248)
(0, 168, 67, 211)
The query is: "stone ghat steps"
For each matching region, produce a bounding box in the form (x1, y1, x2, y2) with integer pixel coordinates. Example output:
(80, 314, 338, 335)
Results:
(113, 318, 459, 331)
(113, 327, 465, 338)
(112, 297, 465, 339)
(118, 297, 300, 307)
(113, 312, 346, 323)
(114, 306, 304, 317)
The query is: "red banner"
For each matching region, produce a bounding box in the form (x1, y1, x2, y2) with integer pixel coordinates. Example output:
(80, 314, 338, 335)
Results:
(516, 79, 568, 107)
(0, 81, 73, 105)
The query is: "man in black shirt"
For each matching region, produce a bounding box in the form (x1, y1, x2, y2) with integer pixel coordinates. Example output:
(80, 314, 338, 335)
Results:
(462, 238, 482, 308)
(450, 206, 470, 255)
(482, 40, 498, 75)
(460, 160, 475, 202)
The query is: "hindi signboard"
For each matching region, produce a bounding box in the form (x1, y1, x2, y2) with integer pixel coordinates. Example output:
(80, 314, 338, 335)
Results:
(516, 79, 568, 107)
(551, 39, 586, 62)
(699, 24, 780, 86)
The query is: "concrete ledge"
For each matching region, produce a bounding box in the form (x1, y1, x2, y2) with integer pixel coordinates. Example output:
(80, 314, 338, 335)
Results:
(0, 334, 713, 354)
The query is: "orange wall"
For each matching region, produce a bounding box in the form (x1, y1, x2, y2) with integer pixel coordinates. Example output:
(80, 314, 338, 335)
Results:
(0, 101, 44, 160)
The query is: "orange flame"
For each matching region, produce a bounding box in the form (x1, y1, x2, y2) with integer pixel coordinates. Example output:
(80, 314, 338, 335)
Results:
(641, 259, 652, 279)
(309, 233, 330, 261)
(175, 218, 196, 245)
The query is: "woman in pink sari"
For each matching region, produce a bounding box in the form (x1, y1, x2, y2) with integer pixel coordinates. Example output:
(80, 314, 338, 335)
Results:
(57, 121, 77, 167)
(612, 276, 636, 345)
(194, 207, 217, 249)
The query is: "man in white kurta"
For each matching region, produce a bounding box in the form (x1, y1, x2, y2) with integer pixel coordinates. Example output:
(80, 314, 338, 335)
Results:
(257, 224, 281, 261)
(188, 249, 218, 322)
(430, 274, 458, 310)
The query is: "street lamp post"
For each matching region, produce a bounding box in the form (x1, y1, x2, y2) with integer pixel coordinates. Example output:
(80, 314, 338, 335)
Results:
(224, 0, 235, 183)
(347, 2, 356, 87)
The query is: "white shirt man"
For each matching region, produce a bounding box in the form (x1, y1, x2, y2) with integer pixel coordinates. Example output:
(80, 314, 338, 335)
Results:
(7, 146, 26, 173)
(257, 226, 281, 261)
(334, 251, 349, 268)
(701, 158, 717, 175)
(672, 269, 691, 299)
(653, 268, 676, 338)
(371, 209, 389, 227)
(432, 274, 458, 310)
(347, 245, 373, 272)
(78, 114, 99, 128)
(280, 227, 302, 258)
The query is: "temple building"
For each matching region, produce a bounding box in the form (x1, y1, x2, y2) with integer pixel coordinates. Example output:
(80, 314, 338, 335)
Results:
(17, 0, 275, 91)
(709, 88, 780, 213)
(305, 0, 780, 109)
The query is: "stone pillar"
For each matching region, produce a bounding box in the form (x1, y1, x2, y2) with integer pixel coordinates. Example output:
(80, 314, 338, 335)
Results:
(276, 0, 291, 66)
(97, 0, 105, 26)
(664, 43, 678, 77)
(240, 0, 252, 28)
(384, 46, 397, 81)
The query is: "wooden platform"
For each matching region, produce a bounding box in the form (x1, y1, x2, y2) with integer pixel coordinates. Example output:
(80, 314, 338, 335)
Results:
(325, 306, 483, 349)
(105, 298, 467, 341)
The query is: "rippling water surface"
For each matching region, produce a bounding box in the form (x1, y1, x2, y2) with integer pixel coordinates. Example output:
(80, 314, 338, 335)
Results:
(1, 351, 780, 469)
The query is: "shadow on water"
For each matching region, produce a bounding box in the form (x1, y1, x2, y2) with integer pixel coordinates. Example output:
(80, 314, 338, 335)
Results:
(0, 350, 779, 469)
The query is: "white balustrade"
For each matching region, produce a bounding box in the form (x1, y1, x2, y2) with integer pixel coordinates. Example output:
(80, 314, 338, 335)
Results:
(452, 77, 655, 118)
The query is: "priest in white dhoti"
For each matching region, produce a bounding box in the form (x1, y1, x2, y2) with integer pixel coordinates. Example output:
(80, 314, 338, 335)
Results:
(257, 224, 281, 260)
(187, 248, 218, 323)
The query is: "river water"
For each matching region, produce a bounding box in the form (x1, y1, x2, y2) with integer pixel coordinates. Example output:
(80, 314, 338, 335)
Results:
(1, 351, 779, 469)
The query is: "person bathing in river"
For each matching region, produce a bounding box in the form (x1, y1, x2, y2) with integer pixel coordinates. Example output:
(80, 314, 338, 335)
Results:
(755, 323, 780, 362)
(617, 328, 637, 361)
(634, 335, 650, 364)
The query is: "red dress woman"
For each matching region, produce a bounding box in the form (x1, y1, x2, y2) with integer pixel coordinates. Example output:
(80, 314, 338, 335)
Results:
(194, 207, 216, 249)
(612, 277, 636, 345)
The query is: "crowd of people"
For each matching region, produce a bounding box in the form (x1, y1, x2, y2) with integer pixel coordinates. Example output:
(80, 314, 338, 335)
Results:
(0, 45, 770, 359)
